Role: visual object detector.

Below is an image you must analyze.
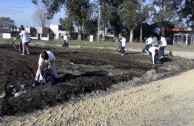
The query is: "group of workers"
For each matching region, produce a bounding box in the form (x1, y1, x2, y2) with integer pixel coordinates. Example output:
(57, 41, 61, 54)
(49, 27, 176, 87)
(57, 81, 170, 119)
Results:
(117, 33, 167, 64)
(13, 25, 167, 88)
(143, 34, 167, 64)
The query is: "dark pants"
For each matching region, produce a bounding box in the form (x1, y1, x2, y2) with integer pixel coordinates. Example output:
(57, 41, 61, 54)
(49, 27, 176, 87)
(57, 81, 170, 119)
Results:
(153, 49, 162, 64)
(121, 47, 125, 55)
(62, 40, 68, 47)
(143, 44, 151, 53)
(154, 53, 161, 64)
(159, 46, 166, 56)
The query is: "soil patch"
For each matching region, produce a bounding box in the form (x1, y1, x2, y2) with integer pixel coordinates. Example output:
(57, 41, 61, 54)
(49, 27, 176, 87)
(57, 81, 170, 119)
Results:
(0, 44, 194, 116)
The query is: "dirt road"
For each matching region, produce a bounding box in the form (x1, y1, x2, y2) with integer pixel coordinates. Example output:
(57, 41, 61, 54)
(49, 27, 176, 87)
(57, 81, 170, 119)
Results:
(0, 69, 194, 126)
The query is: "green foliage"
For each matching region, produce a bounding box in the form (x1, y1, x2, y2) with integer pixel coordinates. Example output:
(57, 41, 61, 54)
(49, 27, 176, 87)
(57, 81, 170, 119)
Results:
(60, 16, 74, 31)
(84, 19, 98, 35)
(178, 0, 194, 26)
(152, 0, 182, 34)
(0, 17, 15, 28)
(98, 0, 124, 38)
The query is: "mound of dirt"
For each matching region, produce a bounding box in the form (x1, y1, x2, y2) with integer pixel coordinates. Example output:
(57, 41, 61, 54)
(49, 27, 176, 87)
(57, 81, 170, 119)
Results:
(0, 44, 194, 116)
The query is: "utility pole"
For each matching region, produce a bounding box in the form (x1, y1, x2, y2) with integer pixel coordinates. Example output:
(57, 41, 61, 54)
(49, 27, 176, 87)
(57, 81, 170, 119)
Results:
(97, 5, 101, 42)
(140, 0, 143, 43)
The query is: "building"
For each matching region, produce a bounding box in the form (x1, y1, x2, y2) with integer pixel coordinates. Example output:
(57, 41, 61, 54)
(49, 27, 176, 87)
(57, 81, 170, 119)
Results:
(0, 27, 19, 39)
(50, 24, 69, 39)
(166, 27, 193, 45)
(0, 24, 69, 41)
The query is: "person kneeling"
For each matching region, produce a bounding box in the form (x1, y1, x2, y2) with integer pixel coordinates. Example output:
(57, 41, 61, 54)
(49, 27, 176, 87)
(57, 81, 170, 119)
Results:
(148, 46, 162, 64)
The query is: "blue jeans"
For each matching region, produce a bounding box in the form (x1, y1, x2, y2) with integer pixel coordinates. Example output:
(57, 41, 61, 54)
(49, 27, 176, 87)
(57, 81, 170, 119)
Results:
(159, 46, 166, 56)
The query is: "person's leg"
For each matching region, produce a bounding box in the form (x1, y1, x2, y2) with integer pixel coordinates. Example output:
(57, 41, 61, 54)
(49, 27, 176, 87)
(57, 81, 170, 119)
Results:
(121, 47, 125, 55)
(50, 61, 58, 78)
(163, 46, 166, 55)
(159, 46, 164, 56)
(19, 41, 22, 52)
(158, 49, 163, 58)
(25, 43, 30, 54)
(62, 40, 66, 47)
(21, 43, 25, 54)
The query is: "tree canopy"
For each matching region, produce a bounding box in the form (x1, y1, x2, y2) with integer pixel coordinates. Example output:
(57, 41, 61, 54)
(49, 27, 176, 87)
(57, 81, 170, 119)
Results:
(31, 0, 193, 41)
(0, 17, 15, 28)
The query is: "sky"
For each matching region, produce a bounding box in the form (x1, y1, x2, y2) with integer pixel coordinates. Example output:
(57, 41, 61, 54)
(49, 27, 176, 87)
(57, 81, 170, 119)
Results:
(0, 0, 65, 27)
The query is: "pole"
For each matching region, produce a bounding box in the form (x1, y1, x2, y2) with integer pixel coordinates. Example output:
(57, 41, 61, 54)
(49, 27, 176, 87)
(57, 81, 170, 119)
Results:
(97, 5, 101, 42)
(140, 0, 143, 43)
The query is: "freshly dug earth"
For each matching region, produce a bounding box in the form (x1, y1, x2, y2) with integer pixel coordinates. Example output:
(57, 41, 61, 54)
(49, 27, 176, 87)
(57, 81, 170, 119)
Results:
(0, 44, 194, 116)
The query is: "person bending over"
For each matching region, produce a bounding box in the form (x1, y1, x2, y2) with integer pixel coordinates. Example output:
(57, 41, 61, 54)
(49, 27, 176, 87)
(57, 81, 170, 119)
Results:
(149, 46, 162, 64)
(35, 51, 58, 83)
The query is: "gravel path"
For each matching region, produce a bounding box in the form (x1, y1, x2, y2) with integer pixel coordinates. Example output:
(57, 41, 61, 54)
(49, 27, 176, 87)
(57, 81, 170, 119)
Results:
(0, 69, 194, 126)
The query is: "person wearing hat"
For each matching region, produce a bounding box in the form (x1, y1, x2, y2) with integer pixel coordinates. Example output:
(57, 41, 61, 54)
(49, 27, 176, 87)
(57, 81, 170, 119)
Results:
(14, 25, 31, 55)
(35, 51, 58, 83)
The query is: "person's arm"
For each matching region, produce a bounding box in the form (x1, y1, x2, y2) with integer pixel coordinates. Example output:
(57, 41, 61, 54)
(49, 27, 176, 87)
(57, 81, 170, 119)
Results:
(13, 35, 21, 41)
(37, 65, 43, 80)
(151, 51, 155, 64)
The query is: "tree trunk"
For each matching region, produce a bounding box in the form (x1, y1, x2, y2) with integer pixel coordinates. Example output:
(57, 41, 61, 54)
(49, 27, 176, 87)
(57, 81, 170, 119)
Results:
(129, 29, 134, 43)
(77, 25, 82, 40)
(161, 27, 165, 36)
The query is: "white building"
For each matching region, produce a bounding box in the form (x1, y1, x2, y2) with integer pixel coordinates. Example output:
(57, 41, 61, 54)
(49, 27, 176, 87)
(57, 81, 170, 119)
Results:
(50, 24, 69, 39)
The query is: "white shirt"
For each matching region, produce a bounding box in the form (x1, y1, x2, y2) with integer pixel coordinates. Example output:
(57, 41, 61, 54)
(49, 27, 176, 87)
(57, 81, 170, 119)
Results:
(121, 37, 126, 47)
(19, 30, 31, 43)
(38, 51, 56, 66)
(64, 35, 68, 41)
(146, 37, 153, 45)
(160, 37, 167, 47)
(149, 46, 159, 64)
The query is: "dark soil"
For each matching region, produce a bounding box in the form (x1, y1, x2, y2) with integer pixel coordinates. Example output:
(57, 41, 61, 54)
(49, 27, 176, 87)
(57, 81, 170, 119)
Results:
(0, 44, 194, 116)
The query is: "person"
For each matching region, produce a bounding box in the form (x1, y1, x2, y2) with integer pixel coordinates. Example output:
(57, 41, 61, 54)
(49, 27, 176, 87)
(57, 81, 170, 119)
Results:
(12, 25, 24, 53)
(159, 35, 167, 56)
(148, 45, 162, 64)
(120, 34, 126, 56)
(152, 35, 158, 47)
(35, 51, 58, 84)
(14, 25, 31, 55)
(117, 35, 122, 52)
(62, 34, 68, 48)
(143, 35, 153, 55)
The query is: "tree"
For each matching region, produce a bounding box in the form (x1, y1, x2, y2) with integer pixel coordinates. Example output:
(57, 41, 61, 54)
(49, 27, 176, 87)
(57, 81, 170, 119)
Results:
(178, 0, 194, 28)
(0, 17, 15, 28)
(152, 0, 182, 35)
(120, 0, 152, 43)
(65, 0, 91, 40)
(98, 0, 124, 41)
(59, 16, 74, 32)
(32, 0, 92, 40)
(32, 1, 51, 27)
(83, 19, 98, 35)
